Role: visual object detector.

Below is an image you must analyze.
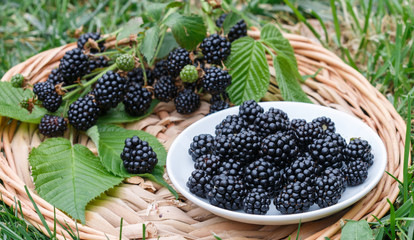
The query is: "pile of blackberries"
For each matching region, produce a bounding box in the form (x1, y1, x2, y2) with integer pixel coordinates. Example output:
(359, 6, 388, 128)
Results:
(187, 100, 374, 215)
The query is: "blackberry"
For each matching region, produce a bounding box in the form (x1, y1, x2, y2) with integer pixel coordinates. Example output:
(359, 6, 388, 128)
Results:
(260, 131, 298, 168)
(153, 76, 177, 102)
(59, 48, 89, 85)
(202, 67, 232, 95)
(42, 93, 62, 112)
(33, 82, 55, 101)
(243, 188, 271, 215)
(207, 174, 246, 210)
(343, 160, 368, 186)
(186, 169, 213, 198)
(293, 122, 324, 147)
(209, 100, 229, 114)
(217, 158, 244, 176)
(116, 54, 135, 71)
(284, 155, 317, 184)
(308, 135, 344, 168)
(38, 115, 67, 137)
(215, 114, 248, 137)
(153, 60, 169, 79)
(227, 19, 247, 42)
(46, 69, 64, 86)
(322, 167, 347, 193)
(180, 65, 198, 83)
(343, 138, 374, 167)
(11, 74, 24, 88)
(244, 159, 282, 197)
(253, 108, 290, 137)
(290, 119, 307, 130)
(188, 134, 215, 161)
(93, 71, 127, 112)
(174, 89, 200, 114)
(88, 56, 108, 73)
(312, 116, 335, 134)
(67, 95, 99, 131)
(274, 181, 315, 214)
(315, 173, 344, 208)
(325, 132, 347, 151)
(194, 154, 221, 175)
(200, 34, 231, 65)
(167, 48, 191, 77)
(77, 32, 105, 53)
(215, 13, 227, 28)
(211, 92, 229, 103)
(120, 136, 158, 174)
(127, 68, 155, 86)
(123, 83, 152, 116)
(238, 100, 264, 124)
(231, 130, 261, 163)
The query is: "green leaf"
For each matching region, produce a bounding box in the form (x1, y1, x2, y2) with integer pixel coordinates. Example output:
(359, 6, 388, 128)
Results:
(0, 82, 47, 123)
(225, 37, 270, 104)
(341, 220, 374, 240)
(222, 12, 242, 35)
(140, 26, 160, 63)
(165, 14, 207, 50)
(156, 32, 179, 59)
(117, 18, 144, 41)
(166, 1, 184, 9)
(97, 100, 159, 124)
(145, 2, 167, 22)
(139, 165, 179, 199)
(29, 138, 123, 223)
(273, 54, 312, 103)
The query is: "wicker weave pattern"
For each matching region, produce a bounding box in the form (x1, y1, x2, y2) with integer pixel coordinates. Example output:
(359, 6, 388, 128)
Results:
(0, 29, 407, 240)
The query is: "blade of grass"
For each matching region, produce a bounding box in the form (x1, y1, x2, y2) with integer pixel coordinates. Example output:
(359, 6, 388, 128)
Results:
(24, 186, 53, 237)
(387, 199, 396, 240)
(402, 95, 412, 202)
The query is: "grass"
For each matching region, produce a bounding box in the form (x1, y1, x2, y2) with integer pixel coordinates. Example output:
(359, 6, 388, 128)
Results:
(0, 0, 412, 239)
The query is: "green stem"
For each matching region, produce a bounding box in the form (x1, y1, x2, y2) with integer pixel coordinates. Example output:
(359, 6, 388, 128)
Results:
(149, 26, 167, 66)
(62, 83, 79, 91)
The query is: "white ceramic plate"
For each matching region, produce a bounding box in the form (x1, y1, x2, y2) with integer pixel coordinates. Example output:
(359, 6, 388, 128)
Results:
(166, 102, 387, 225)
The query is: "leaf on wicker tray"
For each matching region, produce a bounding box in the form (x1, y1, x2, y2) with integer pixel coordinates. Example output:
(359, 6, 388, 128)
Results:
(29, 138, 123, 223)
(0, 82, 47, 123)
(225, 37, 270, 104)
(341, 220, 374, 240)
(97, 100, 159, 124)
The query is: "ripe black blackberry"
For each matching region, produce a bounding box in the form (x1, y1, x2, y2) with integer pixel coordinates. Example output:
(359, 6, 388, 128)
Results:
(200, 34, 231, 65)
(244, 159, 282, 197)
(88, 56, 108, 73)
(202, 67, 231, 95)
(188, 134, 215, 161)
(93, 71, 127, 112)
(343, 160, 368, 186)
(231, 130, 261, 163)
(46, 69, 64, 86)
(186, 169, 213, 198)
(123, 82, 152, 116)
(315, 173, 344, 208)
(325, 132, 347, 151)
(284, 155, 317, 184)
(308, 135, 344, 169)
(67, 94, 99, 131)
(260, 131, 298, 168)
(253, 108, 290, 137)
(322, 167, 347, 193)
(312, 116, 336, 134)
(120, 136, 158, 174)
(174, 89, 200, 114)
(211, 92, 229, 103)
(167, 48, 191, 77)
(293, 122, 324, 147)
(153, 76, 177, 102)
(213, 134, 234, 158)
(59, 48, 89, 85)
(38, 115, 67, 137)
(194, 154, 221, 175)
(227, 19, 247, 42)
(243, 188, 271, 215)
(274, 181, 315, 214)
(127, 68, 155, 86)
(33, 82, 55, 101)
(207, 174, 246, 210)
(215, 114, 248, 137)
(215, 13, 227, 28)
(343, 138, 374, 167)
(238, 100, 264, 124)
(217, 158, 244, 176)
(77, 32, 105, 53)
(209, 100, 229, 114)
(42, 93, 62, 112)
(153, 60, 169, 79)
(290, 119, 307, 130)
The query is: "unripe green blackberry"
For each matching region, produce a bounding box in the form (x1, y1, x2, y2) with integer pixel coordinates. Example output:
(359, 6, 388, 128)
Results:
(180, 65, 198, 83)
(11, 74, 24, 88)
(116, 54, 135, 71)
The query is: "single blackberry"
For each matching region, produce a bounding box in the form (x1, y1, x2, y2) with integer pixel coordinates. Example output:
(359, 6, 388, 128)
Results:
(231, 130, 261, 164)
(77, 32, 105, 53)
(325, 132, 347, 151)
(260, 131, 298, 168)
(42, 93, 62, 112)
(186, 169, 213, 198)
(46, 69, 64, 86)
(212, 134, 234, 158)
(88, 56, 108, 73)
(308, 135, 344, 169)
(215, 114, 248, 137)
(180, 65, 198, 83)
(217, 158, 244, 176)
(174, 89, 200, 114)
(120, 136, 158, 174)
(253, 108, 290, 137)
(127, 68, 155, 86)
(343, 138, 374, 167)
(274, 181, 315, 214)
(293, 122, 324, 147)
(153, 60, 169, 79)
(312, 116, 336, 134)
(123, 83, 152, 116)
(215, 13, 227, 28)
(238, 100, 264, 124)
(202, 67, 232, 95)
(243, 188, 271, 215)
(154, 76, 177, 102)
(244, 159, 282, 197)
(167, 48, 191, 77)
(284, 155, 317, 184)
(200, 34, 231, 65)
(228, 19, 247, 42)
(188, 134, 215, 161)
(38, 115, 67, 137)
(209, 100, 229, 114)
(93, 71, 127, 112)
(322, 167, 347, 193)
(59, 48, 89, 85)
(67, 94, 99, 131)
(343, 160, 368, 186)
(11, 74, 24, 88)
(211, 92, 229, 103)
(194, 154, 221, 175)
(33, 82, 55, 101)
(207, 174, 246, 210)
(116, 54, 135, 71)
(315, 173, 344, 208)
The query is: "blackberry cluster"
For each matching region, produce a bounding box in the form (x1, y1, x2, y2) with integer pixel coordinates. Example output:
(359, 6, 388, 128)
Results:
(38, 115, 67, 137)
(199, 34, 231, 65)
(120, 136, 158, 174)
(186, 100, 374, 215)
(46, 69, 64, 86)
(215, 13, 248, 42)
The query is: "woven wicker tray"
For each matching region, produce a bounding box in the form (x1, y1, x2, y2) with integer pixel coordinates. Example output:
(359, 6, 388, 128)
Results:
(0, 28, 407, 240)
